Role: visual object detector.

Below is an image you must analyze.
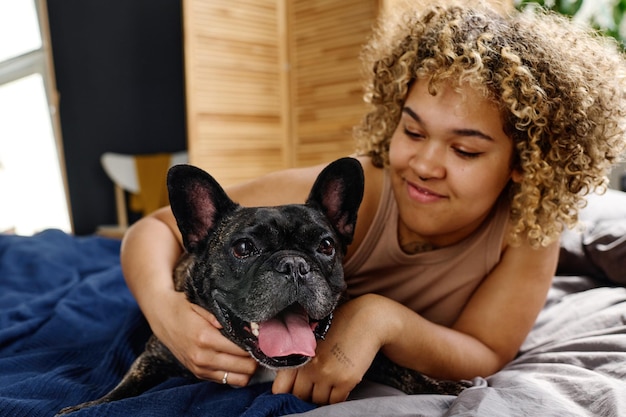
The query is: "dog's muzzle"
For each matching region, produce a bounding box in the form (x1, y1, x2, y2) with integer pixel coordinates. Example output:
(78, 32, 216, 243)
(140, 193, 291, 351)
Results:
(218, 303, 334, 368)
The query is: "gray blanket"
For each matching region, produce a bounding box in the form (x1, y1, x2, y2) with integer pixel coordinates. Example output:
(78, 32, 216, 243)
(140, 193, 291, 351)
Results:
(288, 276, 626, 417)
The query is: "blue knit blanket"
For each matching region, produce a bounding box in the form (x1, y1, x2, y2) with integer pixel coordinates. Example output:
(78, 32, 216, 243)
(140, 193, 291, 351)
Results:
(0, 230, 315, 417)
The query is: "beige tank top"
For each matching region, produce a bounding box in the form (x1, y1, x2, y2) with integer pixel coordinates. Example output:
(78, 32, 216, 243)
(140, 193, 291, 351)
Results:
(344, 170, 509, 327)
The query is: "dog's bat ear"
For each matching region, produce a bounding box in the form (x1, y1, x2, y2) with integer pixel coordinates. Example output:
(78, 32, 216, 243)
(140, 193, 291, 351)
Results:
(306, 157, 365, 247)
(167, 164, 238, 252)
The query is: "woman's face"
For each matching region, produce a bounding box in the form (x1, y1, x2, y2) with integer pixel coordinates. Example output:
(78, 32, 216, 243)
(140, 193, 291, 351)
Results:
(388, 79, 519, 248)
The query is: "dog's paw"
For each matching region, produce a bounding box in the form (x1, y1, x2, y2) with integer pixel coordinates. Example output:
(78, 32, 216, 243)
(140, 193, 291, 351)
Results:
(55, 398, 109, 416)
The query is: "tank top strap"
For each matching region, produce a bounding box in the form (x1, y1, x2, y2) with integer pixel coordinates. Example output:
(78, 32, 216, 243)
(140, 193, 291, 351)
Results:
(344, 170, 394, 276)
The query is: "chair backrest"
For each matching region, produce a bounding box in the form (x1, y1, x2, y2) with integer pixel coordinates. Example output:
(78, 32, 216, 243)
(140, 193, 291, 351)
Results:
(99, 151, 188, 232)
(101, 151, 188, 193)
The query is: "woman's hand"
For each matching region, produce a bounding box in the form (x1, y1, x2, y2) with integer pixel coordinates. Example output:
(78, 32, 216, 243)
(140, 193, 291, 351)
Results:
(272, 295, 390, 404)
(151, 290, 259, 386)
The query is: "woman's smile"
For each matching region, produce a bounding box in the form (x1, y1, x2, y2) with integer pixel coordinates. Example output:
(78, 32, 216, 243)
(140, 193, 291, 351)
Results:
(405, 179, 447, 204)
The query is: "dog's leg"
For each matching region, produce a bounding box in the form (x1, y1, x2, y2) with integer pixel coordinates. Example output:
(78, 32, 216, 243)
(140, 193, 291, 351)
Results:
(365, 352, 472, 396)
(56, 337, 192, 415)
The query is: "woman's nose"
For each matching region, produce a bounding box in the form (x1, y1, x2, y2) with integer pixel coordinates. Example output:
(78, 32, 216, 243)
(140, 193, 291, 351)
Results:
(410, 141, 446, 180)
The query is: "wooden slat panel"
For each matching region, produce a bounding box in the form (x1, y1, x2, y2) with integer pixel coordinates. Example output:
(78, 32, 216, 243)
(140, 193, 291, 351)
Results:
(192, 113, 284, 185)
(184, 0, 285, 186)
(290, 0, 376, 167)
(191, 148, 286, 186)
(184, 0, 377, 184)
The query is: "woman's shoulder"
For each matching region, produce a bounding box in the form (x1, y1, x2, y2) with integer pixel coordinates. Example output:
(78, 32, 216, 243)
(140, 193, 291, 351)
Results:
(224, 161, 327, 206)
(225, 155, 385, 207)
(346, 156, 386, 258)
(356, 155, 386, 219)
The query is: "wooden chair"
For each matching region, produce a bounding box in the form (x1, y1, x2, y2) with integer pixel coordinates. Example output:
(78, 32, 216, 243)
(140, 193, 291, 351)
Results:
(97, 151, 187, 238)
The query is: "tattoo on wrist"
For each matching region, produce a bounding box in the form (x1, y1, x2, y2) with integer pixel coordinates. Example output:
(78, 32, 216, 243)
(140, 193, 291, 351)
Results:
(330, 343, 355, 368)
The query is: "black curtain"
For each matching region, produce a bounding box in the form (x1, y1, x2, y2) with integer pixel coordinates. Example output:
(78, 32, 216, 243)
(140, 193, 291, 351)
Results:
(47, 0, 187, 234)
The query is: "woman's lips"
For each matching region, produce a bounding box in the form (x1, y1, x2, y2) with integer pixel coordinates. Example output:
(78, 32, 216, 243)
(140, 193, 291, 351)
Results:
(406, 180, 446, 203)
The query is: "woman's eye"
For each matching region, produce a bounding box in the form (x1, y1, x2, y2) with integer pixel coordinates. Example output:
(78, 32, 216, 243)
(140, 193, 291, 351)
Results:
(232, 239, 256, 259)
(454, 148, 482, 159)
(403, 128, 424, 139)
(317, 237, 335, 256)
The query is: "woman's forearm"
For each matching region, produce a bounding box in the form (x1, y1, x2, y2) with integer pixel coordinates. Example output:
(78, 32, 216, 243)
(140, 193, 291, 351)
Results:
(120, 208, 183, 327)
(357, 294, 505, 381)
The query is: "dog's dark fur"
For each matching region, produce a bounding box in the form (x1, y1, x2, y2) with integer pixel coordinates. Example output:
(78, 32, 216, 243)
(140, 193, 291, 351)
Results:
(57, 158, 469, 415)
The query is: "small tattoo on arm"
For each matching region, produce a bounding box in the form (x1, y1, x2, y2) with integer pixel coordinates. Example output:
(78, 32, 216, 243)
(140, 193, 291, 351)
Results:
(330, 343, 355, 368)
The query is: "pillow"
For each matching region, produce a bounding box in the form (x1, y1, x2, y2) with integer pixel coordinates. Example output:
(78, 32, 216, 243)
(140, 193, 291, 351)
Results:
(557, 189, 626, 284)
(583, 218, 626, 284)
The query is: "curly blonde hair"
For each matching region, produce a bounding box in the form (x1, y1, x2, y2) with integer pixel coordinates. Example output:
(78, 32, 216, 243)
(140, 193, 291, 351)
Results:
(354, 0, 626, 247)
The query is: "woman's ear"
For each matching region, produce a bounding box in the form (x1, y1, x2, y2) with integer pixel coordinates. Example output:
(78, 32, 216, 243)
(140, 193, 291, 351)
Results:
(511, 169, 523, 183)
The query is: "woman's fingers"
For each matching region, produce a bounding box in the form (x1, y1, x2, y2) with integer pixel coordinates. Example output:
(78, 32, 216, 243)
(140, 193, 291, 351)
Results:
(154, 295, 258, 384)
(180, 318, 258, 381)
(208, 369, 252, 387)
(329, 386, 350, 405)
(272, 369, 297, 395)
(190, 303, 223, 329)
(273, 367, 351, 405)
(186, 341, 258, 376)
(311, 381, 332, 405)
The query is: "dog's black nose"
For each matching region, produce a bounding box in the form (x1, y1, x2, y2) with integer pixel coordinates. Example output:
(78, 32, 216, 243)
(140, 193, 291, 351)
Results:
(276, 256, 310, 278)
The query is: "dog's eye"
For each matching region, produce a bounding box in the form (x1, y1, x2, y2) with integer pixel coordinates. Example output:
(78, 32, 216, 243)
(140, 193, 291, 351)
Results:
(232, 239, 256, 259)
(317, 237, 335, 256)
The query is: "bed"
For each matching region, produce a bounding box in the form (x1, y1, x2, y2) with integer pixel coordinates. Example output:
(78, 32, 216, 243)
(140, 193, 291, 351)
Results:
(1, 189, 625, 417)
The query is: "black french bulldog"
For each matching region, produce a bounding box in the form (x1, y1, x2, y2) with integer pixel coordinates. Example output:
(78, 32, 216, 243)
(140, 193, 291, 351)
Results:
(57, 157, 469, 415)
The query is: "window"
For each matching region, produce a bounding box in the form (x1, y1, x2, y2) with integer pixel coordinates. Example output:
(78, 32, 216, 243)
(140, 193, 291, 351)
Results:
(0, 0, 71, 235)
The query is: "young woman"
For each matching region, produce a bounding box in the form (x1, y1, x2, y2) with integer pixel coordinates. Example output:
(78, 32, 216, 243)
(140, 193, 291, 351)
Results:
(120, 1, 626, 406)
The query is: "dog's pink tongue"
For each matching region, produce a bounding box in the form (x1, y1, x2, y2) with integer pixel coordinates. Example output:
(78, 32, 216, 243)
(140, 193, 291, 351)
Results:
(258, 311, 316, 358)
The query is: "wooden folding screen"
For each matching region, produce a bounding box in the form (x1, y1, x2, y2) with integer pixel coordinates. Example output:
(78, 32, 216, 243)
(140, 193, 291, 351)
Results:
(288, 1, 377, 168)
(183, 0, 285, 185)
(183, 0, 378, 186)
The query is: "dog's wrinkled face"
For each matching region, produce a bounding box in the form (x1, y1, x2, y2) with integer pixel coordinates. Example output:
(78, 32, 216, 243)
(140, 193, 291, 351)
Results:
(180, 205, 346, 368)
(168, 158, 364, 368)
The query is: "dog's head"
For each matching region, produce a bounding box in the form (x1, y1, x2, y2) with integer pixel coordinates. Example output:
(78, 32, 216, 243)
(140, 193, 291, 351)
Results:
(167, 157, 364, 369)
